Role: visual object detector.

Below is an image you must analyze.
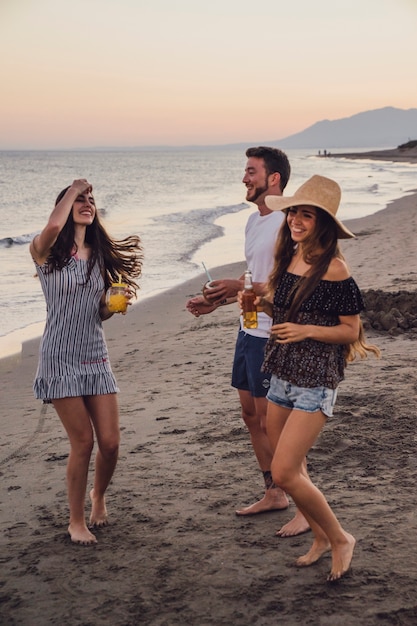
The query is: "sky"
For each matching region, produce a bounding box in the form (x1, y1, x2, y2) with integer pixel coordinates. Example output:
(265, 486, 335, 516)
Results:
(1, 0, 416, 149)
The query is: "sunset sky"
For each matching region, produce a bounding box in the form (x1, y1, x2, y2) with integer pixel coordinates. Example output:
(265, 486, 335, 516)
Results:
(1, 0, 416, 149)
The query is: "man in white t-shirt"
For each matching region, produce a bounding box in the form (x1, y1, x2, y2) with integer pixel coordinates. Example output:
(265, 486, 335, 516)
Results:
(186, 147, 309, 537)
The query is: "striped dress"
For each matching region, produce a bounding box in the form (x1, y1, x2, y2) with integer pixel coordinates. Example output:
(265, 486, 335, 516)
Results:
(33, 256, 119, 401)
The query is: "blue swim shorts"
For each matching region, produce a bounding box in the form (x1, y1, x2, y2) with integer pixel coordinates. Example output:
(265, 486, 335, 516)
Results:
(267, 375, 338, 418)
(231, 330, 271, 397)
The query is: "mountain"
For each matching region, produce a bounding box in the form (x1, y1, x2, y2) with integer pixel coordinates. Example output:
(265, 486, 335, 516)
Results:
(273, 107, 417, 149)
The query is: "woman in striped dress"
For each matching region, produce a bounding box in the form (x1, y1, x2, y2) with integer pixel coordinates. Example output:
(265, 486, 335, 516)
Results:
(30, 179, 143, 545)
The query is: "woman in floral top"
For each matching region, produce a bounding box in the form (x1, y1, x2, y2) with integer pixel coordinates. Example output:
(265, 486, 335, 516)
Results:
(259, 175, 379, 582)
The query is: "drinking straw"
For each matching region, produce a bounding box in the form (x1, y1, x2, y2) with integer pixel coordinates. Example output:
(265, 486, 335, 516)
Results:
(202, 262, 213, 283)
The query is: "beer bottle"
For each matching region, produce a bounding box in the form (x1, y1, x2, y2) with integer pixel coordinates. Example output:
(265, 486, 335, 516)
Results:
(242, 270, 258, 329)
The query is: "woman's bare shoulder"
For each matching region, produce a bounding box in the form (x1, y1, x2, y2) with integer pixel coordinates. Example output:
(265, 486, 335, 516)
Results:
(324, 257, 351, 281)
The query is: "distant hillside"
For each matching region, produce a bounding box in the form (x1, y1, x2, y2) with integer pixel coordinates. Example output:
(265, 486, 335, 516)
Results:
(274, 107, 417, 149)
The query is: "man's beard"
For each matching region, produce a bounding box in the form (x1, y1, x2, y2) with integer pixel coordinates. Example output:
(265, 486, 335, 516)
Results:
(247, 183, 268, 203)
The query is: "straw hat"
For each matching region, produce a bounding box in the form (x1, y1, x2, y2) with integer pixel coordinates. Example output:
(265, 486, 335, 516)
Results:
(265, 175, 355, 239)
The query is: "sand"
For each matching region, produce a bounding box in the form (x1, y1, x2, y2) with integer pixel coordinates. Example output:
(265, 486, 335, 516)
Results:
(1, 191, 417, 625)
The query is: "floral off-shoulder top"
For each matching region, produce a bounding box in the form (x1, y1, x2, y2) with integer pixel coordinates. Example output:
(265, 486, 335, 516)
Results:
(262, 271, 364, 389)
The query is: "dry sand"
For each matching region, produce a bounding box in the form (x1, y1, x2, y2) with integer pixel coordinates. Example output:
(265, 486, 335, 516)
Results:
(1, 192, 417, 625)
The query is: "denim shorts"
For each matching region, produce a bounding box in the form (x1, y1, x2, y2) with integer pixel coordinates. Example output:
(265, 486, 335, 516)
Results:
(231, 330, 271, 397)
(267, 375, 338, 418)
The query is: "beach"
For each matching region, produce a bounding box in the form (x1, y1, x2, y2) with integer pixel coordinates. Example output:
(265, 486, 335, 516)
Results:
(1, 192, 417, 625)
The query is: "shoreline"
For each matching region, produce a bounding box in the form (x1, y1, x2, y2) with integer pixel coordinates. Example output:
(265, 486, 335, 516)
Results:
(2, 187, 417, 363)
(4, 186, 417, 362)
(2, 192, 417, 623)
(2, 147, 417, 359)
(322, 145, 417, 163)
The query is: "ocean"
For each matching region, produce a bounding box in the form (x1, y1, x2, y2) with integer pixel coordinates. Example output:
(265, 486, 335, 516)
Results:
(1, 147, 416, 358)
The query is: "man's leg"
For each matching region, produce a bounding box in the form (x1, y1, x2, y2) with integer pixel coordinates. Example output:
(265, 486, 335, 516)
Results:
(235, 390, 289, 515)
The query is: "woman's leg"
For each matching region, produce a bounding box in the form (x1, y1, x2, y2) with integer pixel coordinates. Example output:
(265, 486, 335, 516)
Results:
(270, 404, 355, 581)
(52, 397, 96, 545)
(84, 393, 120, 527)
(266, 403, 310, 537)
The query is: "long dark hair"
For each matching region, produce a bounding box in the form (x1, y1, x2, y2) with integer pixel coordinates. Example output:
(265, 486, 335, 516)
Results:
(46, 186, 143, 292)
(267, 206, 380, 362)
(267, 207, 341, 321)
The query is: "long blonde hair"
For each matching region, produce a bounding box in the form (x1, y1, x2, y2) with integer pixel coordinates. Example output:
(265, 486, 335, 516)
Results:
(344, 323, 381, 364)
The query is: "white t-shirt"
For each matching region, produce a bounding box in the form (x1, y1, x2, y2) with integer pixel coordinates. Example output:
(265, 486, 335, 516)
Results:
(242, 210, 285, 338)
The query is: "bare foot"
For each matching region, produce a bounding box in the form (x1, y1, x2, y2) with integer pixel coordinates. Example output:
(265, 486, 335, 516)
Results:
(235, 488, 289, 516)
(89, 488, 109, 528)
(276, 510, 310, 537)
(68, 523, 97, 546)
(327, 532, 356, 583)
(296, 538, 331, 567)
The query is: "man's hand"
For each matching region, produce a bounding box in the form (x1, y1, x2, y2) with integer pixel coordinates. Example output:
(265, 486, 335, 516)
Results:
(202, 278, 242, 303)
(186, 296, 217, 317)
